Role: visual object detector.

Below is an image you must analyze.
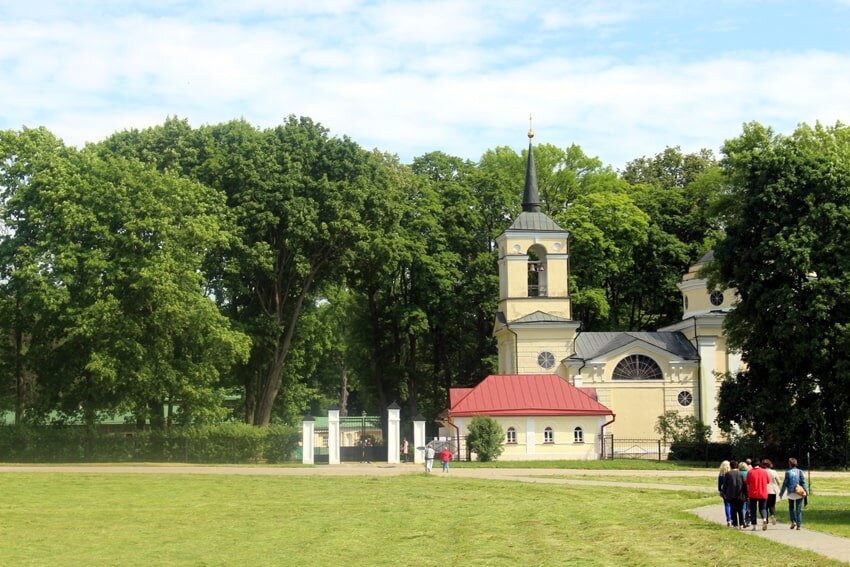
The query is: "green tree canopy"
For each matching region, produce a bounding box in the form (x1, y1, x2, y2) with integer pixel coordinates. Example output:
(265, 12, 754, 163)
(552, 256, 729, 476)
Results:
(715, 121, 850, 451)
(0, 128, 249, 425)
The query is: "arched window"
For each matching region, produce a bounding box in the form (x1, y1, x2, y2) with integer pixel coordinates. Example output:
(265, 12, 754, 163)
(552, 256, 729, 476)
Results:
(544, 427, 554, 444)
(574, 427, 584, 444)
(612, 355, 663, 381)
(527, 244, 548, 297)
(506, 427, 517, 444)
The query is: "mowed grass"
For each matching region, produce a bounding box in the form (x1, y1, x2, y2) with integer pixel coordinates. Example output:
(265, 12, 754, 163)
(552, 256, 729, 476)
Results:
(1, 473, 846, 566)
(558, 474, 850, 538)
(565, 473, 850, 493)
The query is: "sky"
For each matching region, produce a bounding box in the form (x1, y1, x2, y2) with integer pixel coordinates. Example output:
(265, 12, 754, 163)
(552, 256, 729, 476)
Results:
(1, 0, 849, 169)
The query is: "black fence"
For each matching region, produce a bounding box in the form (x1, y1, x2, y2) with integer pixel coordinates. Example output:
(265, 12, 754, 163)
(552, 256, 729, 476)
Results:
(602, 434, 850, 469)
(602, 436, 669, 461)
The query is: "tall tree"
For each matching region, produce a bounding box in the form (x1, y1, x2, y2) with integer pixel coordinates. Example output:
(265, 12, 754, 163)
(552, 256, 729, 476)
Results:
(714, 121, 850, 451)
(0, 128, 249, 424)
(99, 117, 389, 425)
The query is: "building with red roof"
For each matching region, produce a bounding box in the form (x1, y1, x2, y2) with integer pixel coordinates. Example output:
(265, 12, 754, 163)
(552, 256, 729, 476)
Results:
(447, 374, 613, 460)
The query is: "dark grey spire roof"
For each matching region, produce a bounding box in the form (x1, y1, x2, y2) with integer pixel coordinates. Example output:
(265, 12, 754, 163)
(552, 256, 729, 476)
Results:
(507, 211, 564, 231)
(511, 310, 575, 324)
(697, 249, 714, 264)
(522, 138, 541, 213)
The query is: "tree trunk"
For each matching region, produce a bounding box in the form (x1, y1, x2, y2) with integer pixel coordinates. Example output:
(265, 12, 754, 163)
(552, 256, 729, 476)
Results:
(253, 262, 322, 426)
(14, 294, 24, 424)
(338, 363, 349, 416)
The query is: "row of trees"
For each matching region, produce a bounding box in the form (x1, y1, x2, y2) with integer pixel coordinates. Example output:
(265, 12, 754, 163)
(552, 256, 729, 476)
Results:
(2, 115, 848, 454)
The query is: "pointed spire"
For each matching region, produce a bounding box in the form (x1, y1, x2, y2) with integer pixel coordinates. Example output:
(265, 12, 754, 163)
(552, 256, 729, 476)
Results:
(522, 115, 541, 213)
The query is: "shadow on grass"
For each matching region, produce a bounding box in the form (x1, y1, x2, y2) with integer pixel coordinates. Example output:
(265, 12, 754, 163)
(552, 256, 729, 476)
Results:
(807, 508, 850, 526)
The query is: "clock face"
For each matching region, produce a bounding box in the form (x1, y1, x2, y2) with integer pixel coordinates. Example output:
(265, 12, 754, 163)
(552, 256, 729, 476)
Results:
(709, 291, 724, 306)
(677, 391, 693, 407)
(537, 351, 556, 369)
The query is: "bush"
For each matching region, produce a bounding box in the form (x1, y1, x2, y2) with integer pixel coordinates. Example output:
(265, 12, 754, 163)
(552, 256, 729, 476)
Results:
(466, 416, 505, 462)
(0, 423, 301, 464)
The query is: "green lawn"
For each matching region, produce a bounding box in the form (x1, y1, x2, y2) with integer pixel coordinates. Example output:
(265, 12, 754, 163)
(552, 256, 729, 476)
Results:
(0, 472, 846, 566)
(564, 473, 850, 493)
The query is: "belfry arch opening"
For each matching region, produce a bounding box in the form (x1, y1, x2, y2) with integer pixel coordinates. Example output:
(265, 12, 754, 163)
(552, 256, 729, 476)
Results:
(527, 244, 548, 297)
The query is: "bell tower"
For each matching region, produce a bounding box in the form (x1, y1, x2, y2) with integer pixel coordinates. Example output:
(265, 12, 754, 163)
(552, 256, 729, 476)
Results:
(493, 125, 580, 375)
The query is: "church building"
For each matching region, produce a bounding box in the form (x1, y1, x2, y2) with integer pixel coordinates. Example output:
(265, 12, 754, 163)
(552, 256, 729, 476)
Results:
(445, 128, 740, 459)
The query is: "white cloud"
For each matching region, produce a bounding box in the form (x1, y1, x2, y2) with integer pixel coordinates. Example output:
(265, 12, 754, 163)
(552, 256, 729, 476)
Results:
(0, 1, 848, 169)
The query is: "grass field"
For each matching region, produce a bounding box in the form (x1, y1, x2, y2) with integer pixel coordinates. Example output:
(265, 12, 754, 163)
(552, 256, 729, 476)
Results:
(1, 472, 846, 566)
(563, 474, 850, 493)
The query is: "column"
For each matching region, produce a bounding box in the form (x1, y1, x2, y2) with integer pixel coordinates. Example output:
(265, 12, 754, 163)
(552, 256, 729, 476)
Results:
(526, 417, 536, 456)
(328, 406, 340, 465)
(387, 402, 401, 464)
(697, 337, 717, 439)
(413, 415, 426, 464)
(301, 415, 315, 465)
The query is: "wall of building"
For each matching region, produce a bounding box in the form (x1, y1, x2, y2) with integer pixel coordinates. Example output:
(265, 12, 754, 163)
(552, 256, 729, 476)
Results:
(453, 415, 605, 461)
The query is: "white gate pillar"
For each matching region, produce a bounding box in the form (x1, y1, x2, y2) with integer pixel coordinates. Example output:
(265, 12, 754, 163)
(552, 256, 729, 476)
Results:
(302, 415, 315, 465)
(328, 406, 340, 465)
(387, 402, 401, 464)
(413, 415, 426, 464)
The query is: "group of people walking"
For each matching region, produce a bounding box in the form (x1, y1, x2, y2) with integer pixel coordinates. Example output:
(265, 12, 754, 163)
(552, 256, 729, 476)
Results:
(718, 457, 809, 530)
(422, 443, 452, 473)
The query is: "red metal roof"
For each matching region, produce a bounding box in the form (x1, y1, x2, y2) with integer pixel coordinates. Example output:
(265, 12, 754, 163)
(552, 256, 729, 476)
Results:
(449, 374, 613, 417)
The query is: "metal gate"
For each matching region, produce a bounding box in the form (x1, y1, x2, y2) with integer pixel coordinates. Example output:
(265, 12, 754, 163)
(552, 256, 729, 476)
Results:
(340, 414, 387, 462)
(602, 434, 669, 461)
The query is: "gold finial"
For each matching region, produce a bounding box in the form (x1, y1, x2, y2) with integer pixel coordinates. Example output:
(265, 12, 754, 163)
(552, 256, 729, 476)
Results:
(528, 113, 534, 140)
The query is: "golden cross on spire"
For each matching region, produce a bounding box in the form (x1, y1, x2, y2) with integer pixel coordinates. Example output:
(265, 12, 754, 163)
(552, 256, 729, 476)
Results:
(528, 113, 534, 140)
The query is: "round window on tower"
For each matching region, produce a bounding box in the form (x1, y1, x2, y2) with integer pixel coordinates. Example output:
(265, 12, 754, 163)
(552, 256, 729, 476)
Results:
(709, 291, 724, 306)
(677, 391, 693, 407)
(537, 351, 556, 369)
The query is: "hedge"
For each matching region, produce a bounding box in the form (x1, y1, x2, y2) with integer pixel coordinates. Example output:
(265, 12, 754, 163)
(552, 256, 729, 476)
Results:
(0, 423, 300, 464)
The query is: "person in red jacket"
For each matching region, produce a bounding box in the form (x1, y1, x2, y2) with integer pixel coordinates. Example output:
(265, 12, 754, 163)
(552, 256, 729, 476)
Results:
(745, 459, 770, 530)
(440, 447, 452, 473)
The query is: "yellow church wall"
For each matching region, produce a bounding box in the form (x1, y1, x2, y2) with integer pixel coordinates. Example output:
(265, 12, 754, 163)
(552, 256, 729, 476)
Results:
(499, 298, 572, 321)
(567, 348, 700, 440)
(594, 387, 668, 439)
(514, 328, 576, 374)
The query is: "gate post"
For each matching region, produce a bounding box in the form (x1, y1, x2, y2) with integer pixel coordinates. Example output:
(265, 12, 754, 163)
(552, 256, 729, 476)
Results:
(413, 414, 426, 464)
(302, 415, 315, 465)
(387, 402, 401, 464)
(328, 405, 341, 465)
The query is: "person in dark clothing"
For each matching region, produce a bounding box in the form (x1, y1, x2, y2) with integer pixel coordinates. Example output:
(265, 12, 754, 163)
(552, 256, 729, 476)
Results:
(723, 459, 747, 529)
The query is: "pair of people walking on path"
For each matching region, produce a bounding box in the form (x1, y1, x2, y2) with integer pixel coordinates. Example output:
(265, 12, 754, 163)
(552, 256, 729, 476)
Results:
(423, 444, 452, 473)
(720, 457, 809, 530)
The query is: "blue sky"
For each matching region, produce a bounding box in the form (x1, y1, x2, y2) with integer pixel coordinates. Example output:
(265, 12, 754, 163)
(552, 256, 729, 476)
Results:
(1, 0, 848, 168)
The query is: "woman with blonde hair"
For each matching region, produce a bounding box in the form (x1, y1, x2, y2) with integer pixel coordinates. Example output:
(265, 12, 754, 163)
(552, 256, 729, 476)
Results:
(717, 460, 733, 526)
(762, 458, 781, 525)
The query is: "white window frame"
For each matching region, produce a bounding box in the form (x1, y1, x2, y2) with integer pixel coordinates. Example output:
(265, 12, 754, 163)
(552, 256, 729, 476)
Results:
(543, 426, 554, 444)
(574, 427, 584, 444)
(506, 427, 517, 444)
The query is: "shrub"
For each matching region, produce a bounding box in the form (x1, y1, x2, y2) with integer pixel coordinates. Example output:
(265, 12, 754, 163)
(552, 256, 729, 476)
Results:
(0, 423, 301, 463)
(466, 416, 505, 462)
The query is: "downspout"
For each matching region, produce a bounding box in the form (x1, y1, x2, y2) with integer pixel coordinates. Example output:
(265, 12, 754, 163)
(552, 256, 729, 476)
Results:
(506, 322, 519, 374)
(692, 316, 703, 424)
(445, 414, 462, 461)
(600, 414, 616, 459)
(573, 322, 585, 383)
